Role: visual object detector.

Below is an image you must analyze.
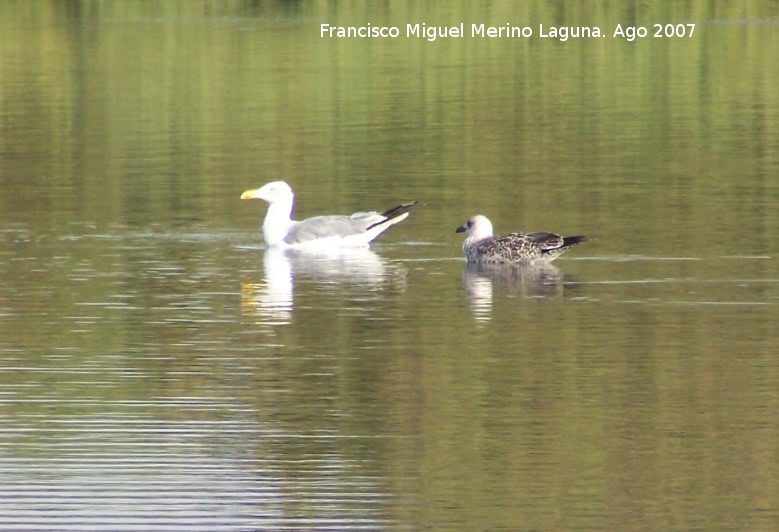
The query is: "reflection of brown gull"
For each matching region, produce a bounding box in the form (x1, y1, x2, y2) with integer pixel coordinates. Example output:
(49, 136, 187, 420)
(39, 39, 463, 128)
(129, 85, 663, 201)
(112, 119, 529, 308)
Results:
(463, 262, 565, 321)
(456, 215, 586, 264)
(241, 247, 405, 325)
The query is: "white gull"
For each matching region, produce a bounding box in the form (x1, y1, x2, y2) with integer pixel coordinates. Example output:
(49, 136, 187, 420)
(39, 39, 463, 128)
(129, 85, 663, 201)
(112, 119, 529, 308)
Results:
(456, 214, 586, 264)
(241, 181, 417, 249)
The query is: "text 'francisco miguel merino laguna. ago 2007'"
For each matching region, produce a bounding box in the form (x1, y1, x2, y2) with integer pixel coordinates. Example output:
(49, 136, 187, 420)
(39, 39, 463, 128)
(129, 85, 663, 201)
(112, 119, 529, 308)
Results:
(321, 23, 604, 42)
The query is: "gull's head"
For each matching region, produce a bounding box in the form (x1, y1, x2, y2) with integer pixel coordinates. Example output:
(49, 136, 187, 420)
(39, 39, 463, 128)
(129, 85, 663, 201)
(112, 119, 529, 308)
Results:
(456, 215, 493, 241)
(241, 181, 294, 204)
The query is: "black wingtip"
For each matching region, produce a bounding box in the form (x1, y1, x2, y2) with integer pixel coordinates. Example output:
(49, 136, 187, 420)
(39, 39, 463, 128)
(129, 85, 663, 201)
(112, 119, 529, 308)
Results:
(379, 200, 419, 220)
(365, 200, 419, 231)
(563, 235, 587, 247)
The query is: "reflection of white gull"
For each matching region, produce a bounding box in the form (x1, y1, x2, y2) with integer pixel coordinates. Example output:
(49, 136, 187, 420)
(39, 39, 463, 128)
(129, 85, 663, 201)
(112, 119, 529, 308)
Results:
(456, 215, 586, 264)
(282, 247, 392, 285)
(242, 247, 405, 323)
(242, 247, 294, 325)
(241, 181, 417, 249)
(463, 263, 565, 321)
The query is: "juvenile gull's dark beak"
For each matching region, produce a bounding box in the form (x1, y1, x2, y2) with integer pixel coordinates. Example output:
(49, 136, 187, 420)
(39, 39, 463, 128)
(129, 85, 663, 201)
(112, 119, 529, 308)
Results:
(455, 225, 467, 233)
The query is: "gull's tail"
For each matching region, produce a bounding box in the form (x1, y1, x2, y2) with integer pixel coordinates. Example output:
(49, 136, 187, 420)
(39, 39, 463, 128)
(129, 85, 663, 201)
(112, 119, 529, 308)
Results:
(367, 201, 419, 230)
(562, 235, 587, 249)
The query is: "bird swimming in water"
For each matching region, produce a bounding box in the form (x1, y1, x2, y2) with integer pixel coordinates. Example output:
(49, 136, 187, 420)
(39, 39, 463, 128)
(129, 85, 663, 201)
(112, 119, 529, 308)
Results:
(241, 181, 417, 249)
(456, 214, 586, 264)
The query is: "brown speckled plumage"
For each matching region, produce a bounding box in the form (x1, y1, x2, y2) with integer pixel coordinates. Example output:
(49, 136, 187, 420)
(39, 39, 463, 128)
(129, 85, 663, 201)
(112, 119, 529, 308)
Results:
(456, 215, 586, 264)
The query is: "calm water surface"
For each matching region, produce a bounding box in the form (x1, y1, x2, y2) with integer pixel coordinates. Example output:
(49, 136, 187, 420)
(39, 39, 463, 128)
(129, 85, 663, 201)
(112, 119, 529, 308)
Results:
(1, 2, 778, 530)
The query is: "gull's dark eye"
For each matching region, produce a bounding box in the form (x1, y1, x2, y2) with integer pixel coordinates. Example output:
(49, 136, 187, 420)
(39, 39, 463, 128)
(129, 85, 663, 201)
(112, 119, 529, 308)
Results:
(468, 219, 474, 228)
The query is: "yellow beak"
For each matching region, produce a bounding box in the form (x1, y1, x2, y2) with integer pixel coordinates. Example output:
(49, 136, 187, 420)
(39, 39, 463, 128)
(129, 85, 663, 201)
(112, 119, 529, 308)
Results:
(240, 189, 259, 200)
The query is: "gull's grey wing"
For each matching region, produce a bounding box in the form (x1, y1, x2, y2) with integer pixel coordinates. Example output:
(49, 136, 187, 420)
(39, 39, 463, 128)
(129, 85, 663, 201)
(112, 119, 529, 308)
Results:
(283, 213, 383, 245)
(282, 201, 418, 246)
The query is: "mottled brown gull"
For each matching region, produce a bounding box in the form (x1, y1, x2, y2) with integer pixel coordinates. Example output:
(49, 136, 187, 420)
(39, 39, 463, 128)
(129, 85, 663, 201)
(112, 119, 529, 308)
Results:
(241, 181, 417, 249)
(456, 214, 586, 264)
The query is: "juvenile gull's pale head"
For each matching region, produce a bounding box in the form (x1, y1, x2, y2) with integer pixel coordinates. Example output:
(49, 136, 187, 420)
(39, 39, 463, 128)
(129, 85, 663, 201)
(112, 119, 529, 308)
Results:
(456, 215, 494, 241)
